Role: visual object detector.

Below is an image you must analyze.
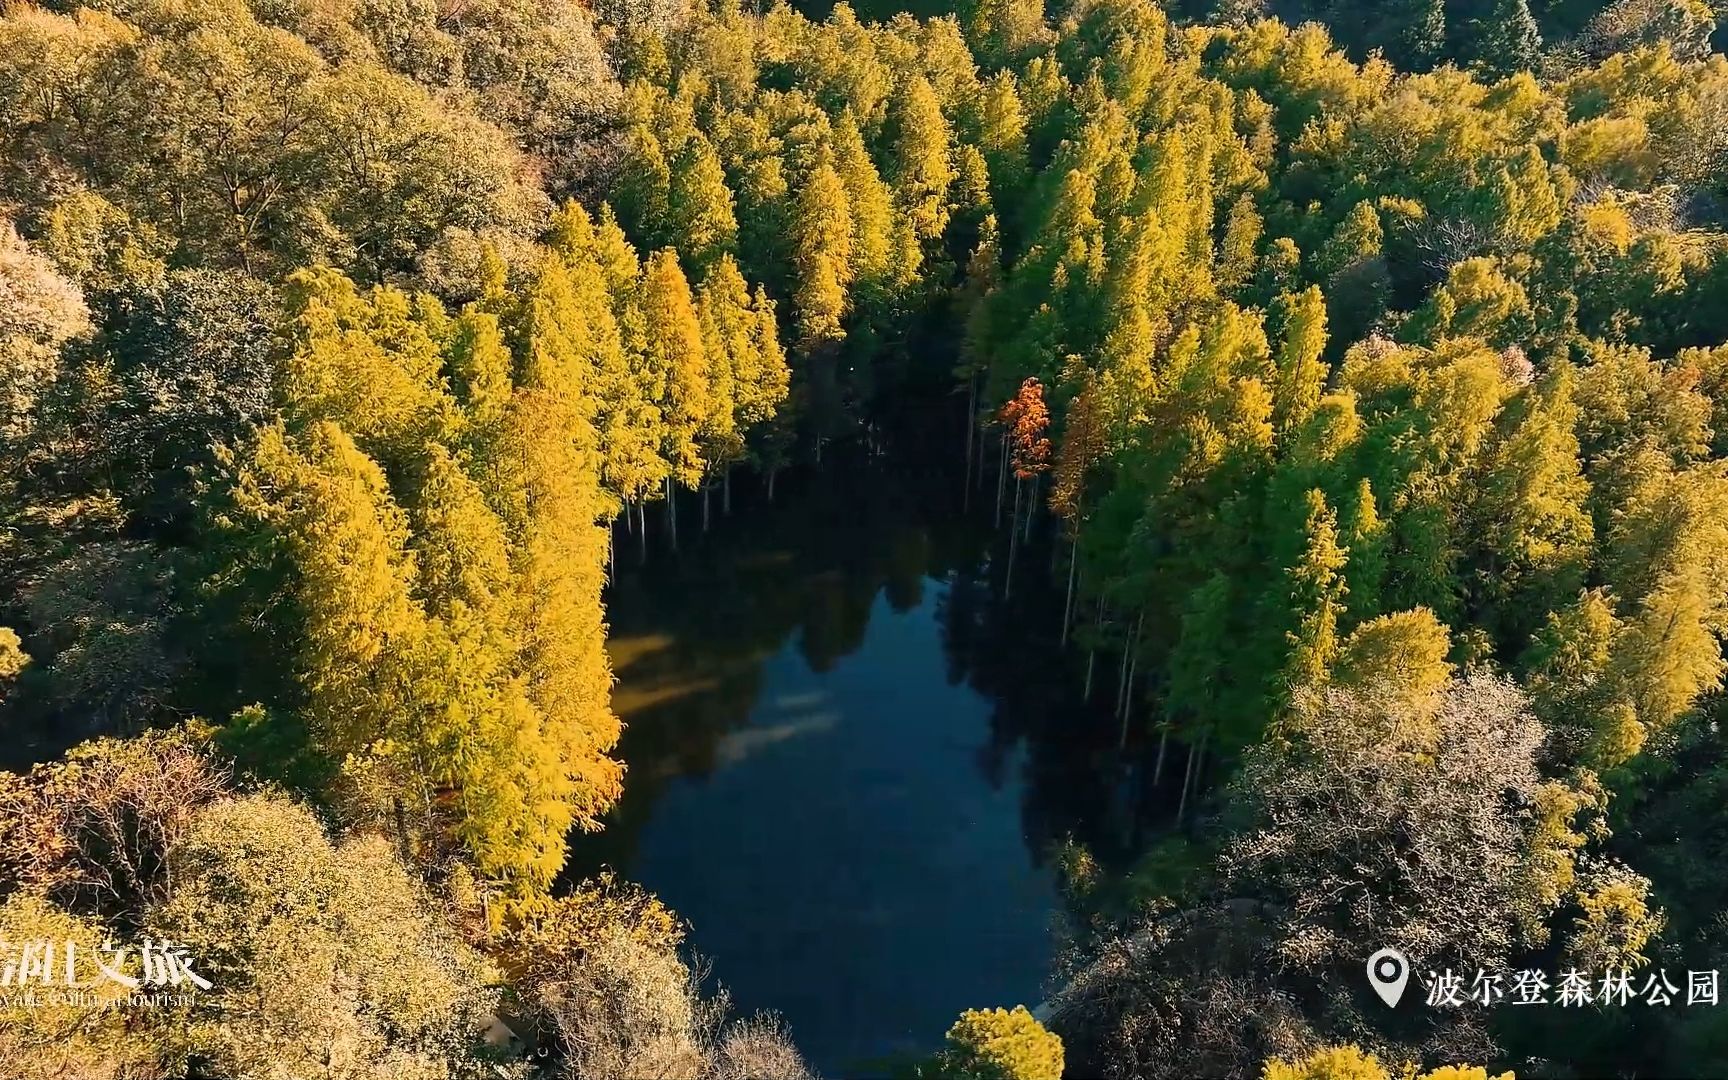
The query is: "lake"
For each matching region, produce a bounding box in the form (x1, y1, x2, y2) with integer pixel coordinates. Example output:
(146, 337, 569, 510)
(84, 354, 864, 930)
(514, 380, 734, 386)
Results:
(569, 415, 1146, 1075)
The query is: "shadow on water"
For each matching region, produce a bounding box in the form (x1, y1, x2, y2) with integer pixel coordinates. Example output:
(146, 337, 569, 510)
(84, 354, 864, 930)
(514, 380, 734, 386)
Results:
(565, 401, 1168, 1075)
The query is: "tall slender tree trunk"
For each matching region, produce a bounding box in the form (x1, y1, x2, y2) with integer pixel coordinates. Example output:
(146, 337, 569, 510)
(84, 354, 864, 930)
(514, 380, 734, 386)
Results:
(1114, 632, 1132, 721)
(1124, 611, 1145, 715)
(1023, 475, 1038, 542)
(1005, 477, 1023, 599)
(638, 502, 648, 563)
(702, 484, 711, 532)
(1061, 544, 1080, 647)
(1177, 740, 1197, 825)
(1083, 598, 1106, 702)
(724, 467, 733, 515)
(1118, 648, 1139, 749)
(995, 434, 1009, 528)
(976, 417, 989, 494)
(665, 476, 678, 552)
(767, 468, 778, 503)
(1118, 611, 1146, 748)
(963, 375, 977, 511)
(1153, 726, 1169, 786)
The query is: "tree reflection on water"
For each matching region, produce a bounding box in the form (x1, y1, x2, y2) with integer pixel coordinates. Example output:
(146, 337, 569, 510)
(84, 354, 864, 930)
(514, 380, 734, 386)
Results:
(564, 411, 1163, 1073)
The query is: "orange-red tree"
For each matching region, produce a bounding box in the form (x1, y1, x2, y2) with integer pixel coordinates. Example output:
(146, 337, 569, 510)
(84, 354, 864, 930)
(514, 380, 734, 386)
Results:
(1001, 377, 1051, 597)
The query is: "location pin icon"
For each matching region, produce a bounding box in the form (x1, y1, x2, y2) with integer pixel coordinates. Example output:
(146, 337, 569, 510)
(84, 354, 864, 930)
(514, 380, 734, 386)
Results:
(1367, 947, 1410, 1006)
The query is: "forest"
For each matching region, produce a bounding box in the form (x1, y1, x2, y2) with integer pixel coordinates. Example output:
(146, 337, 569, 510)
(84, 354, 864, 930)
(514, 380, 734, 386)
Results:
(2, 0, 1728, 1074)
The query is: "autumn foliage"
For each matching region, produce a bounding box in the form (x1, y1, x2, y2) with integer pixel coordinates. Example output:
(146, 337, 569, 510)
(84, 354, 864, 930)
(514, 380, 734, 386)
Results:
(1001, 377, 1052, 480)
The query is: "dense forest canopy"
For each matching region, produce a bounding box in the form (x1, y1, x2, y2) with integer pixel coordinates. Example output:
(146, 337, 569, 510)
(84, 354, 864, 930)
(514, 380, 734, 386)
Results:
(3, 0, 1728, 1074)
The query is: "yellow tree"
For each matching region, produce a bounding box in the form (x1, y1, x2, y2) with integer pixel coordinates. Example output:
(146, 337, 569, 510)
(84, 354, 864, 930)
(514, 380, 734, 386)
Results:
(696, 259, 743, 530)
(228, 422, 423, 782)
(447, 307, 514, 436)
(938, 1005, 1062, 1080)
(793, 162, 855, 353)
(889, 74, 956, 243)
(279, 268, 454, 463)
(488, 257, 625, 847)
(226, 260, 626, 899)
(833, 113, 897, 302)
(405, 442, 584, 889)
(746, 282, 793, 500)
(569, 202, 670, 555)
(640, 248, 711, 548)
(490, 382, 623, 850)
(549, 201, 666, 563)
(742, 285, 791, 429)
(697, 254, 786, 520)
(1217, 192, 1263, 293)
(667, 133, 739, 273)
(1279, 488, 1349, 704)
(227, 422, 608, 896)
(1272, 286, 1329, 438)
(1264, 1045, 1512, 1080)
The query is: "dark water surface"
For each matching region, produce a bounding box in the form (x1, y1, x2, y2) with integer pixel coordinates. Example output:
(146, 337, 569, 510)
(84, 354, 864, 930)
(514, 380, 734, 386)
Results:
(568, 424, 1141, 1075)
